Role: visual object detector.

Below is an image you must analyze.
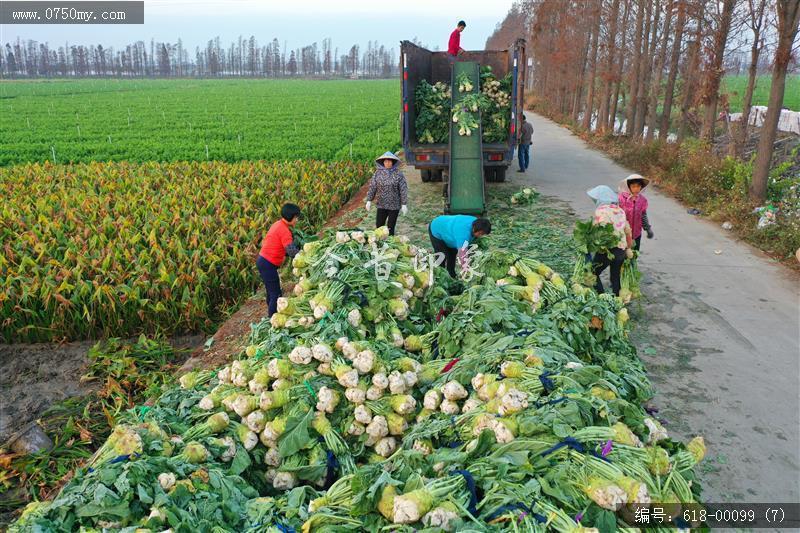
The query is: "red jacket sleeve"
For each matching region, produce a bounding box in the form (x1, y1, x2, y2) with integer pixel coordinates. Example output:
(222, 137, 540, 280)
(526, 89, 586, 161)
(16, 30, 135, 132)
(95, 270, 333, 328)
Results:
(448, 30, 460, 55)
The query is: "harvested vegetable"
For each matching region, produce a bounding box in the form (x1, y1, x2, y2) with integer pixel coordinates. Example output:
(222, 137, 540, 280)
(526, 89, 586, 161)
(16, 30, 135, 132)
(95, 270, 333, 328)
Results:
(11, 223, 703, 531)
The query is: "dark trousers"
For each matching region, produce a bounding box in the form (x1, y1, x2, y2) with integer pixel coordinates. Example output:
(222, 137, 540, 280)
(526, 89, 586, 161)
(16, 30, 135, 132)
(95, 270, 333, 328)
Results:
(376, 208, 400, 236)
(592, 247, 626, 296)
(256, 255, 281, 316)
(429, 225, 458, 278)
(518, 143, 530, 171)
(634, 236, 641, 251)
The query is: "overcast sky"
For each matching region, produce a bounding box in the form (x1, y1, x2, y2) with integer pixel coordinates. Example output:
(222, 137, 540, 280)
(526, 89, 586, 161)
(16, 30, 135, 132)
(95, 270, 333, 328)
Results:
(1, 0, 514, 53)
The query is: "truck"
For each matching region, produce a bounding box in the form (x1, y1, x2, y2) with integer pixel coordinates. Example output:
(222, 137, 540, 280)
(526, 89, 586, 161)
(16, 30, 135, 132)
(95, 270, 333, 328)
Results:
(400, 39, 526, 188)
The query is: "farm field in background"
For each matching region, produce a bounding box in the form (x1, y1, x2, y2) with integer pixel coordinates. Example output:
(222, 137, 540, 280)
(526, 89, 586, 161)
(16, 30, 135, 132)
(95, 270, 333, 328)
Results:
(721, 74, 800, 113)
(0, 160, 372, 342)
(0, 79, 400, 165)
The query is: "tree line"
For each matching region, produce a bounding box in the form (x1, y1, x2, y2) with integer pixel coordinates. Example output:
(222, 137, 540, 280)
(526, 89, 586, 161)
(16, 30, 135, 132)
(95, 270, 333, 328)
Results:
(0, 36, 398, 79)
(487, 0, 800, 201)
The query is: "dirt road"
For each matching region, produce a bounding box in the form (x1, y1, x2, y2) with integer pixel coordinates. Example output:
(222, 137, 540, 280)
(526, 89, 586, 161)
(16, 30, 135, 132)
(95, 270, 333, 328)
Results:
(522, 112, 800, 503)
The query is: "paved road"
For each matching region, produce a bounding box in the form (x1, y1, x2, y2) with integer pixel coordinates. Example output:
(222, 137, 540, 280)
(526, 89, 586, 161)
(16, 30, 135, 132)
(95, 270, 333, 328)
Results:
(519, 112, 799, 503)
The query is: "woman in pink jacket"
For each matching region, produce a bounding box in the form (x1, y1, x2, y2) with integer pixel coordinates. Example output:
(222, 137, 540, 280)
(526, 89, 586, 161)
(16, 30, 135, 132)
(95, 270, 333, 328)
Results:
(618, 174, 654, 251)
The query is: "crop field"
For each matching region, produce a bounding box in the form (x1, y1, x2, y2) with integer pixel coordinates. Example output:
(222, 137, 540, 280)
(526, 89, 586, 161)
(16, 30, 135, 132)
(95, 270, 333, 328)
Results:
(0, 79, 400, 165)
(721, 74, 800, 113)
(0, 160, 372, 342)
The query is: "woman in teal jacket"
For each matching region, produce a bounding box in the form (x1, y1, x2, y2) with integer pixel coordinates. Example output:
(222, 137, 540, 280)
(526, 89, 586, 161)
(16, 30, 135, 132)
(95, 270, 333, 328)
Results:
(428, 215, 491, 277)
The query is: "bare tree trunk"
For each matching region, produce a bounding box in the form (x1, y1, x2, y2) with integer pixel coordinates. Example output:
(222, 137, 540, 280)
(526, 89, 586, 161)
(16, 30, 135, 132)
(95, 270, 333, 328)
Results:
(645, 0, 673, 142)
(700, 0, 736, 142)
(750, 0, 800, 201)
(598, 0, 621, 133)
(572, 2, 593, 122)
(678, 4, 704, 143)
(625, 0, 646, 135)
(581, 1, 604, 130)
(659, 0, 687, 139)
(730, 0, 767, 157)
(610, 0, 633, 131)
(634, 0, 658, 139)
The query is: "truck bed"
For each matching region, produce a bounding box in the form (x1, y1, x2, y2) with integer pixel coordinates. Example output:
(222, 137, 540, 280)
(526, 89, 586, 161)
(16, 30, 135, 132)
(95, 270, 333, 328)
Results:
(401, 39, 526, 168)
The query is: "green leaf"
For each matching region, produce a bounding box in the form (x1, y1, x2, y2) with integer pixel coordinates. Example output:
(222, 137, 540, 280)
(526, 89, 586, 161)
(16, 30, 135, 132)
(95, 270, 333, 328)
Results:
(229, 446, 251, 476)
(278, 408, 314, 458)
(137, 483, 153, 505)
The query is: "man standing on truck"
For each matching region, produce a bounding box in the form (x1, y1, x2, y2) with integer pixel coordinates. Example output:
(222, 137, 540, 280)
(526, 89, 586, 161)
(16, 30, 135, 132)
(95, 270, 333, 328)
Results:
(517, 114, 533, 172)
(447, 21, 467, 63)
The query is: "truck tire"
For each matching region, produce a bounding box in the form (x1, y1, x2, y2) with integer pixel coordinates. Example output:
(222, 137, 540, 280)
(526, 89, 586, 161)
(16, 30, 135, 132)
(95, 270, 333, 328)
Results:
(484, 167, 497, 183)
(431, 169, 443, 182)
(421, 169, 431, 183)
(495, 167, 507, 183)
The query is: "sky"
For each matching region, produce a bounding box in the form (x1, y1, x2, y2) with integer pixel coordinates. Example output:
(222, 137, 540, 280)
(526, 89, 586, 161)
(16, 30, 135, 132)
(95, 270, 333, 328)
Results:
(1, 0, 514, 53)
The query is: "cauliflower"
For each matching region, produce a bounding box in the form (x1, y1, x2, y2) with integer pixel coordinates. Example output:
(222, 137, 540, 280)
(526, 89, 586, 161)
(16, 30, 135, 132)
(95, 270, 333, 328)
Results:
(347, 308, 362, 327)
(423, 390, 442, 410)
(352, 350, 375, 374)
(498, 388, 528, 416)
(390, 394, 416, 415)
(471, 373, 489, 391)
(158, 472, 176, 491)
(316, 386, 340, 413)
(402, 371, 418, 388)
(374, 436, 397, 457)
(354, 404, 373, 424)
(366, 385, 384, 401)
(288, 346, 313, 365)
(245, 410, 266, 432)
(264, 447, 281, 467)
(440, 399, 461, 415)
(345, 386, 366, 404)
(565, 361, 584, 369)
(311, 343, 333, 362)
(441, 381, 468, 401)
(366, 416, 389, 440)
(462, 397, 482, 413)
(273, 472, 298, 490)
(341, 342, 359, 360)
(388, 371, 407, 394)
(644, 418, 669, 443)
(372, 372, 389, 389)
(317, 362, 333, 376)
(584, 477, 627, 510)
(347, 422, 366, 436)
(335, 231, 351, 243)
(335, 367, 359, 388)
(423, 504, 460, 531)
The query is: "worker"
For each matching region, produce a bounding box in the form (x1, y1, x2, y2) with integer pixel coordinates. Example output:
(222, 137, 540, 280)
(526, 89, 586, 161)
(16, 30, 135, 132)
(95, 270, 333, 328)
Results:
(447, 21, 467, 62)
(365, 151, 408, 236)
(517, 114, 534, 172)
(587, 186, 632, 296)
(428, 214, 491, 278)
(256, 203, 301, 316)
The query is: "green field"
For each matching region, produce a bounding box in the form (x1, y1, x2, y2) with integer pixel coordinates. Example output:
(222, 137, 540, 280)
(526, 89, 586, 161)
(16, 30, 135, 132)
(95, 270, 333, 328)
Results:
(0, 79, 400, 165)
(722, 74, 800, 113)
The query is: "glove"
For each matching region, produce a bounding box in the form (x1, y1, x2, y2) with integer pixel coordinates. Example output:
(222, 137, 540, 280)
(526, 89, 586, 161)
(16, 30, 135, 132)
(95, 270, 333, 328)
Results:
(365, 201, 371, 211)
(625, 248, 634, 259)
(400, 205, 408, 216)
(647, 229, 654, 239)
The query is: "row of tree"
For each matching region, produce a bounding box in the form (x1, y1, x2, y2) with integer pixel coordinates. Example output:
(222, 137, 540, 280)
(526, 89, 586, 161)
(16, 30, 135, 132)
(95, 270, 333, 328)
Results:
(1, 36, 399, 79)
(487, 0, 800, 201)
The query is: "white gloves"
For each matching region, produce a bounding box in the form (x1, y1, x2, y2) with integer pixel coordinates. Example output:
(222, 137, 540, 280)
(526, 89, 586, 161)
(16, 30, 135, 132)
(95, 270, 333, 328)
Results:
(401, 205, 408, 216)
(365, 201, 371, 211)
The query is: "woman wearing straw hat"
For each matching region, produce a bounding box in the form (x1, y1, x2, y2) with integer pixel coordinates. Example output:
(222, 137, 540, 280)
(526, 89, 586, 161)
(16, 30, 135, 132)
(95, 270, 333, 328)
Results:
(618, 174, 654, 251)
(365, 151, 409, 236)
(587, 185, 632, 296)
